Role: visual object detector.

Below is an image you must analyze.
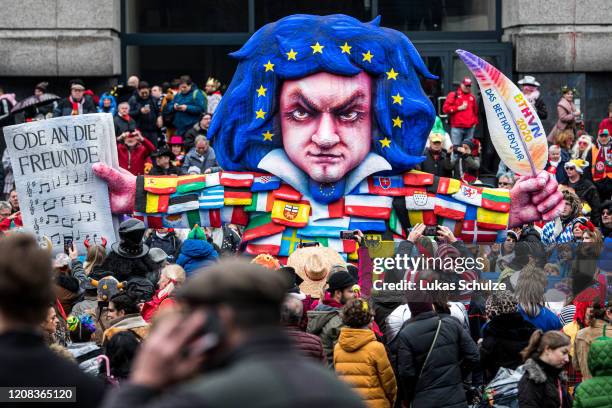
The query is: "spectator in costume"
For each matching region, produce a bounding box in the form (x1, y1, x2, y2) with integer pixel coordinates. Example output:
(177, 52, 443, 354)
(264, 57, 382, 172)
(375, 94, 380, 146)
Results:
(546, 144, 568, 184)
(204, 77, 223, 114)
(518, 75, 547, 120)
(53, 79, 97, 117)
(149, 146, 182, 176)
(564, 159, 602, 225)
(572, 134, 594, 177)
(418, 117, 454, 177)
(592, 129, 612, 201)
(542, 190, 583, 245)
(98, 92, 117, 115)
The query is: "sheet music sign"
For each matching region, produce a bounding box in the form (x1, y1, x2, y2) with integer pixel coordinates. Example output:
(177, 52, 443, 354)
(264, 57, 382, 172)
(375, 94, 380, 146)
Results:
(3, 113, 118, 252)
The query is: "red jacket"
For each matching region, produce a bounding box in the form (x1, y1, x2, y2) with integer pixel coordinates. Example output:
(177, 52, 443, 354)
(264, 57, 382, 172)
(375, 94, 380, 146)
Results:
(0, 213, 22, 231)
(598, 117, 612, 136)
(443, 88, 479, 128)
(117, 138, 156, 176)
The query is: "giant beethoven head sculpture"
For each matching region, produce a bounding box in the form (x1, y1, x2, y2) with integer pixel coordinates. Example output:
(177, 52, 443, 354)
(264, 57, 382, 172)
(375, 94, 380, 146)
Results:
(209, 14, 436, 202)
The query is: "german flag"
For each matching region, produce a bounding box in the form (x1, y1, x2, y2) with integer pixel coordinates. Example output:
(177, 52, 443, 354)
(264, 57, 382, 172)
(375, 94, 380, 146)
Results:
(224, 188, 253, 206)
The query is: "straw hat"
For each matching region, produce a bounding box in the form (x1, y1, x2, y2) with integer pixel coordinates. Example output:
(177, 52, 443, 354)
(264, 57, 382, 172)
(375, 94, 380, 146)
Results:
(287, 246, 345, 298)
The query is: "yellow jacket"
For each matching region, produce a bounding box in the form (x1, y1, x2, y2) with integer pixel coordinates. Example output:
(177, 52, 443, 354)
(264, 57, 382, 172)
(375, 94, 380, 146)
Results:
(562, 320, 581, 358)
(334, 328, 397, 408)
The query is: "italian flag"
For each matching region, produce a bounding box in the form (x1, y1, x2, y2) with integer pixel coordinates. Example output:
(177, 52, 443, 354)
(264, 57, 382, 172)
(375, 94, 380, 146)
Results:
(244, 191, 275, 212)
(481, 188, 511, 213)
(242, 213, 286, 242)
(388, 209, 406, 238)
(245, 232, 282, 256)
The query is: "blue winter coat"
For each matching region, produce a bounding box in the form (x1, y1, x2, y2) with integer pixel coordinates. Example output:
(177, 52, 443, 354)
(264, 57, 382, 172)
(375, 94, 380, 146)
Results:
(176, 239, 218, 276)
(165, 85, 207, 135)
(519, 305, 562, 332)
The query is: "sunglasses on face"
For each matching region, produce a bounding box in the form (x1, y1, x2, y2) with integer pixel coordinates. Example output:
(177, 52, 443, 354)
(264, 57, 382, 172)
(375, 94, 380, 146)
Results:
(603, 210, 611, 216)
(565, 166, 576, 171)
(498, 182, 510, 186)
(579, 141, 588, 145)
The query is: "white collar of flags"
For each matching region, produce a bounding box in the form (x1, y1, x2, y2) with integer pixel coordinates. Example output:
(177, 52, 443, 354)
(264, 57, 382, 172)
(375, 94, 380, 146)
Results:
(257, 148, 392, 197)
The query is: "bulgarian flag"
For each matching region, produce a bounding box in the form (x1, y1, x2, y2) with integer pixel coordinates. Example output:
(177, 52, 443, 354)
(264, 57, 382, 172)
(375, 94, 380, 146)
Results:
(434, 195, 466, 220)
(244, 191, 275, 212)
(242, 213, 286, 242)
(481, 188, 511, 213)
(220, 205, 249, 226)
(271, 200, 310, 227)
(246, 232, 282, 256)
(145, 193, 170, 214)
(310, 198, 344, 220)
(476, 207, 509, 230)
(273, 184, 302, 201)
(345, 195, 393, 219)
(407, 210, 437, 226)
(403, 170, 435, 186)
(220, 171, 254, 188)
(176, 175, 206, 194)
(144, 175, 178, 194)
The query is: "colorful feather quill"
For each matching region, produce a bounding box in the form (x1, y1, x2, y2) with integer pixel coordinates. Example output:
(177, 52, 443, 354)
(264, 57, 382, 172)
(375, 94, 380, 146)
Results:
(455, 50, 548, 176)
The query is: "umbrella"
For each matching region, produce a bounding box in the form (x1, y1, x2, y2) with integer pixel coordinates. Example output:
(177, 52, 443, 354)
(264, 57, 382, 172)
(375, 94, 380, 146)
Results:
(10, 93, 61, 114)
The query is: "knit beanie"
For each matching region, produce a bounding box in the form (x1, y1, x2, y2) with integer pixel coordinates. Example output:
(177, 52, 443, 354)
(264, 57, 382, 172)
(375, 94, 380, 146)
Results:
(558, 304, 576, 326)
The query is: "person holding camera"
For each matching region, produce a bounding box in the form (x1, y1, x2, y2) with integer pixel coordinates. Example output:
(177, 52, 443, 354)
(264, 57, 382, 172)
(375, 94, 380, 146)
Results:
(116, 116, 156, 176)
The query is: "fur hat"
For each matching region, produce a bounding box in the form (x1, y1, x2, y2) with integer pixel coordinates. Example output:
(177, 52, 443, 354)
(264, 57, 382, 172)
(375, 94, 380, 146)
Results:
(287, 246, 345, 298)
(485, 291, 518, 318)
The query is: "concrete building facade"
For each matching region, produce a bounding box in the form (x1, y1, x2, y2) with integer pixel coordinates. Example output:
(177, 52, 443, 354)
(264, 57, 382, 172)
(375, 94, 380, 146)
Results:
(1, 0, 611, 134)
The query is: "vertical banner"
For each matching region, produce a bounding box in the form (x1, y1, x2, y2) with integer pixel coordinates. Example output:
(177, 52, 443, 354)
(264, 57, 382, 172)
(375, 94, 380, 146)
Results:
(456, 49, 548, 176)
(3, 113, 118, 252)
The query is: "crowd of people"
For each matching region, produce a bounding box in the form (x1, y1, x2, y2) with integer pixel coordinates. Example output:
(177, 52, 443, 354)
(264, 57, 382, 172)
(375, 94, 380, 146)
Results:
(0, 72, 611, 408)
